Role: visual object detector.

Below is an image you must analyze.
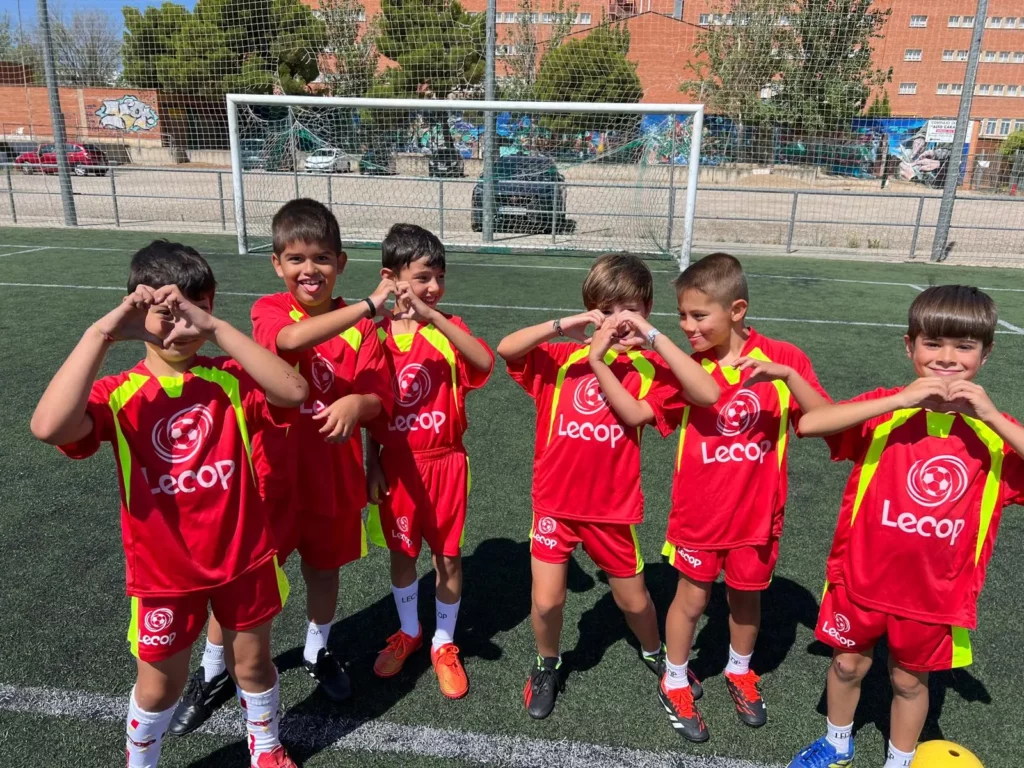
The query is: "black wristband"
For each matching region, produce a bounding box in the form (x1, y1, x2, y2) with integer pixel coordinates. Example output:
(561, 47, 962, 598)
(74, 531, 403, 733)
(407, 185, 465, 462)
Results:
(364, 298, 376, 318)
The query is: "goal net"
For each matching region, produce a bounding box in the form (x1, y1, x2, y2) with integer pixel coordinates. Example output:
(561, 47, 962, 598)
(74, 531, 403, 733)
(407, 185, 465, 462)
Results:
(227, 96, 704, 266)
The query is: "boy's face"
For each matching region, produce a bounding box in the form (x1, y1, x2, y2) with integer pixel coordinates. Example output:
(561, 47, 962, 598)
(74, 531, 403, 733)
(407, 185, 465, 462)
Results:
(145, 294, 213, 362)
(598, 299, 649, 350)
(678, 288, 745, 352)
(272, 240, 345, 308)
(383, 257, 445, 308)
(905, 335, 988, 381)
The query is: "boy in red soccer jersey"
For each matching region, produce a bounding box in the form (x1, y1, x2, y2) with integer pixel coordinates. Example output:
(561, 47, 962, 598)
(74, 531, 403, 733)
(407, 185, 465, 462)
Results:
(171, 200, 393, 733)
(789, 285, 1024, 768)
(364, 224, 494, 699)
(497, 253, 720, 720)
(31, 242, 308, 768)
(659, 253, 832, 742)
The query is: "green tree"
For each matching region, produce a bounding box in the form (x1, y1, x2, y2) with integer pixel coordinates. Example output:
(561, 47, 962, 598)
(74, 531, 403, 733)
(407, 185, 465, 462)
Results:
(0, 12, 44, 85)
(318, 0, 378, 98)
(865, 91, 891, 117)
(501, 0, 579, 101)
(1001, 129, 1024, 156)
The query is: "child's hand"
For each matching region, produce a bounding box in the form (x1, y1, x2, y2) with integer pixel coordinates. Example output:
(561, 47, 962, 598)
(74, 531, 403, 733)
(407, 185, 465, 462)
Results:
(312, 396, 361, 442)
(610, 311, 648, 348)
(946, 380, 998, 421)
(369, 278, 397, 314)
(94, 286, 163, 345)
(734, 356, 792, 385)
(152, 285, 219, 344)
(896, 377, 950, 410)
(588, 318, 621, 359)
(559, 310, 605, 343)
(366, 460, 389, 504)
(392, 282, 436, 323)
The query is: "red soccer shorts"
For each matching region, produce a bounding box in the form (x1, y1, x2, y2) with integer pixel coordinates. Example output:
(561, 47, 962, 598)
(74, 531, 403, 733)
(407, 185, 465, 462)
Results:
(815, 583, 973, 672)
(128, 556, 289, 663)
(371, 448, 469, 559)
(664, 539, 779, 591)
(272, 496, 367, 571)
(530, 513, 644, 579)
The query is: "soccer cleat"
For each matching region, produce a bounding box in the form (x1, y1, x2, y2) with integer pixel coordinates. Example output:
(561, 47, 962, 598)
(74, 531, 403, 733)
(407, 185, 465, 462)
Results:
(252, 745, 299, 768)
(168, 667, 232, 736)
(787, 736, 855, 768)
(373, 626, 423, 678)
(639, 646, 703, 700)
(659, 677, 709, 743)
(303, 648, 351, 703)
(725, 670, 767, 727)
(431, 643, 470, 699)
(523, 656, 563, 720)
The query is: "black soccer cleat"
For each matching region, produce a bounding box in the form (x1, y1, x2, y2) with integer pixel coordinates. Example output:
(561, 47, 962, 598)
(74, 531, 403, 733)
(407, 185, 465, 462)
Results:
(725, 670, 767, 728)
(304, 648, 352, 703)
(659, 677, 709, 743)
(169, 667, 232, 737)
(523, 656, 563, 720)
(640, 646, 703, 700)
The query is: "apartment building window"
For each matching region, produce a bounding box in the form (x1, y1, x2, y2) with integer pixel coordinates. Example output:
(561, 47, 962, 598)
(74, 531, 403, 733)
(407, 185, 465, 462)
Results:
(542, 13, 552, 23)
(699, 14, 710, 25)
(942, 50, 954, 61)
(905, 49, 923, 61)
(987, 17, 1002, 29)
(1009, 86, 1020, 97)
(909, 15, 927, 27)
(1000, 120, 1012, 136)
(984, 51, 996, 62)
(949, 15, 960, 27)
(899, 82, 917, 95)
(963, 16, 975, 27)
(1016, 53, 1024, 63)
(1000, 51, 1011, 62)
(979, 84, 991, 95)
(937, 83, 949, 94)
(1016, 120, 1024, 132)
(985, 119, 997, 135)
(1007, 18, 1018, 28)
(579, 13, 591, 23)
(952, 83, 964, 95)
(958, 50, 969, 61)
(993, 85, 1005, 96)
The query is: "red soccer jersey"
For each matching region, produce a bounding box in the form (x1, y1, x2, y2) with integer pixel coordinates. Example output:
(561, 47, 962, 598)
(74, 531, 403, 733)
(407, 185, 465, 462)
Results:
(825, 387, 1024, 628)
(250, 293, 391, 518)
(368, 314, 493, 454)
(666, 329, 831, 549)
(57, 356, 282, 597)
(507, 341, 681, 525)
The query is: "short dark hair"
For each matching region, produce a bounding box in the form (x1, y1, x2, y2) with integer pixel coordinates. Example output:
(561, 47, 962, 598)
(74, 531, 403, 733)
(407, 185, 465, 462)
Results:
(674, 252, 749, 306)
(128, 240, 216, 300)
(381, 223, 446, 272)
(581, 253, 654, 313)
(272, 198, 342, 256)
(908, 285, 998, 349)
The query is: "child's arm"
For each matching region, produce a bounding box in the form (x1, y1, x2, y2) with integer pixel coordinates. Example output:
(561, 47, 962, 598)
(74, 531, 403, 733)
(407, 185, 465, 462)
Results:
(798, 377, 949, 437)
(616, 310, 719, 407)
(275, 279, 395, 353)
(587, 319, 653, 428)
(156, 286, 308, 408)
(31, 287, 163, 445)
(496, 310, 605, 362)
(393, 282, 492, 373)
(733, 356, 829, 429)
(947, 380, 1024, 458)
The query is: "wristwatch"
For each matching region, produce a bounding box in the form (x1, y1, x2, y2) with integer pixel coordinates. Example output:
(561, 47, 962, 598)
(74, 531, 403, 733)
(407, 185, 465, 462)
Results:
(646, 327, 661, 346)
(552, 318, 563, 337)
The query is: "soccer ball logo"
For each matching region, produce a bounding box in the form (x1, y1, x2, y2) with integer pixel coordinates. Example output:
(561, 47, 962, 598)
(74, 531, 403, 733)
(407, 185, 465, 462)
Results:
(717, 389, 761, 436)
(143, 608, 174, 633)
(396, 516, 410, 534)
(907, 455, 969, 508)
(394, 364, 432, 408)
(152, 404, 214, 464)
(537, 517, 558, 535)
(572, 375, 608, 415)
(310, 354, 336, 394)
(833, 613, 851, 633)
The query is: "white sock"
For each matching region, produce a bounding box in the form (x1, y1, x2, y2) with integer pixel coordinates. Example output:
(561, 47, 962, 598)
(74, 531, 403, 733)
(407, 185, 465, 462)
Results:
(432, 598, 461, 651)
(303, 621, 331, 665)
(202, 640, 226, 682)
(239, 677, 281, 758)
(663, 658, 690, 691)
(883, 741, 915, 768)
(125, 688, 175, 768)
(725, 645, 752, 676)
(825, 718, 853, 753)
(392, 582, 420, 638)
(642, 644, 663, 659)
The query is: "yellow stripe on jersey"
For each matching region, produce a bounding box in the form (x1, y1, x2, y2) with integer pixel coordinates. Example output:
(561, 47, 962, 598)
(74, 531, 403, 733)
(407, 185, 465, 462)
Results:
(629, 525, 644, 574)
(548, 347, 592, 446)
(360, 520, 369, 558)
(951, 625, 973, 668)
(748, 347, 793, 469)
(190, 366, 256, 483)
(393, 333, 415, 353)
(662, 540, 676, 561)
(339, 326, 362, 352)
(960, 415, 1005, 565)
(273, 555, 290, 607)
(157, 375, 184, 399)
(926, 411, 956, 438)
(108, 372, 150, 510)
(367, 504, 386, 548)
(127, 596, 141, 658)
(419, 325, 459, 415)
(849, 408, 920, 527)
(675, 406, 691, 471)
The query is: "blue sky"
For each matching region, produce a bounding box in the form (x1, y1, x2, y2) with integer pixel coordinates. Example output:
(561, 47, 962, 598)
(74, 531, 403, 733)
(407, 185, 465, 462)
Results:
(1, 0, 196, 26)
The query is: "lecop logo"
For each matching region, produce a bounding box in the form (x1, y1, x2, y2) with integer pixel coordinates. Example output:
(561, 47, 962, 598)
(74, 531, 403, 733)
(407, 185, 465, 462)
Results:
(716, 389, 761, 436)
(311, 354, 336, 393)
(907, 455, 969, 508)
(833, 613, 851, 633)
(537, 517, 557, 535)
(572, 375, 608, 416)
(152, 404, 214, 463)
(143, 608, 174, 633)
(394, 363, 432, 408)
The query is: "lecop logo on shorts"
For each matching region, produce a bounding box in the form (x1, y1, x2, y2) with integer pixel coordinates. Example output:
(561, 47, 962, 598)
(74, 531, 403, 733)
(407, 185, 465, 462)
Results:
(716, 389, 761, 437)
(143, 607, 174, 633)
(832, 612, 851, 633)
(572, 375, 608, 415)
(537, 517, 557, 535)
(152, 404, 214, 463)
(311, 353, 336, 394)
(906, 455, 970, 508)
(821, 611, 855, 648)
(396, 516, 410, 533)
(677, 547, 703, 568)
(394, 363, 432, 408)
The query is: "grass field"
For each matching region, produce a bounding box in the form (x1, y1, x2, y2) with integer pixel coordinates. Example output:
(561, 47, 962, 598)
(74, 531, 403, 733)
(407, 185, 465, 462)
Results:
(2, 227, 1024, 768)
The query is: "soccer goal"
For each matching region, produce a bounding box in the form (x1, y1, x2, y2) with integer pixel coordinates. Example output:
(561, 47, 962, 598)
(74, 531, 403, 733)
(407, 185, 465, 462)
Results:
(227, 95, 704, 268)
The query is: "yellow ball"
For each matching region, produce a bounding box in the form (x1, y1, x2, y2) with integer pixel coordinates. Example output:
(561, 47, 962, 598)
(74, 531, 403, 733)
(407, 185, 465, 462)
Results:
(911, 741, 983, 768)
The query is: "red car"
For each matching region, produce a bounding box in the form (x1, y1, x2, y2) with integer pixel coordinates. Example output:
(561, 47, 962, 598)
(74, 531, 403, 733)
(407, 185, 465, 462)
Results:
(15, 143, 109, 176)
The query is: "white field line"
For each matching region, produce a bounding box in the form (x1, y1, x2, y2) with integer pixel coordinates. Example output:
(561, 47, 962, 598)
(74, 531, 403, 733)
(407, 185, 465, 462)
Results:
(0, 245, 49, 258)
(0, 682, 778, 768)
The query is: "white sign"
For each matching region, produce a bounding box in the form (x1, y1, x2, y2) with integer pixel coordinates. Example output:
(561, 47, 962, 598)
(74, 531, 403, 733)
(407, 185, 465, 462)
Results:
(926, 119, 957, 143)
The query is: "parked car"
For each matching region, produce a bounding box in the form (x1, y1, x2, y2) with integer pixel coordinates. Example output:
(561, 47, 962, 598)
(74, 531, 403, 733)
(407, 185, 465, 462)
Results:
(428, 146, 465, 178)
(359, 148, 398, 176)
(15, 143, 109, 176)
(304, 147, 352, 174)
(471, 155, 575, 234)
(239, 139, 267, 170)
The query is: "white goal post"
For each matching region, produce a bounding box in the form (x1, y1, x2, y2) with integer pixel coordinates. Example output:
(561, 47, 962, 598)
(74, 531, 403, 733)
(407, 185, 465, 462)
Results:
(227, 95, 705, 269)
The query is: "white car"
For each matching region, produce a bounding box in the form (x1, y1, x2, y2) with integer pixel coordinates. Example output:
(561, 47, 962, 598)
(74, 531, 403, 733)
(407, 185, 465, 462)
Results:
(304, 147, 352, 173)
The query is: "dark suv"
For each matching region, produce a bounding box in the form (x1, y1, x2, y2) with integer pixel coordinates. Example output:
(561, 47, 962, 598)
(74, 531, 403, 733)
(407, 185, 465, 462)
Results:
(471, 156, 574, 234)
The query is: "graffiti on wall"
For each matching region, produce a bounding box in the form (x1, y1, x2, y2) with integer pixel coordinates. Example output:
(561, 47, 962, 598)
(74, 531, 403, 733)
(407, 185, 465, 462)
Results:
(95, 95, 159, 132)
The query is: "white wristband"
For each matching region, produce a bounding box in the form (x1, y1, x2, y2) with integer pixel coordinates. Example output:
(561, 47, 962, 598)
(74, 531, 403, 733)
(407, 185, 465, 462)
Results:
(646, 327, 661, 347)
